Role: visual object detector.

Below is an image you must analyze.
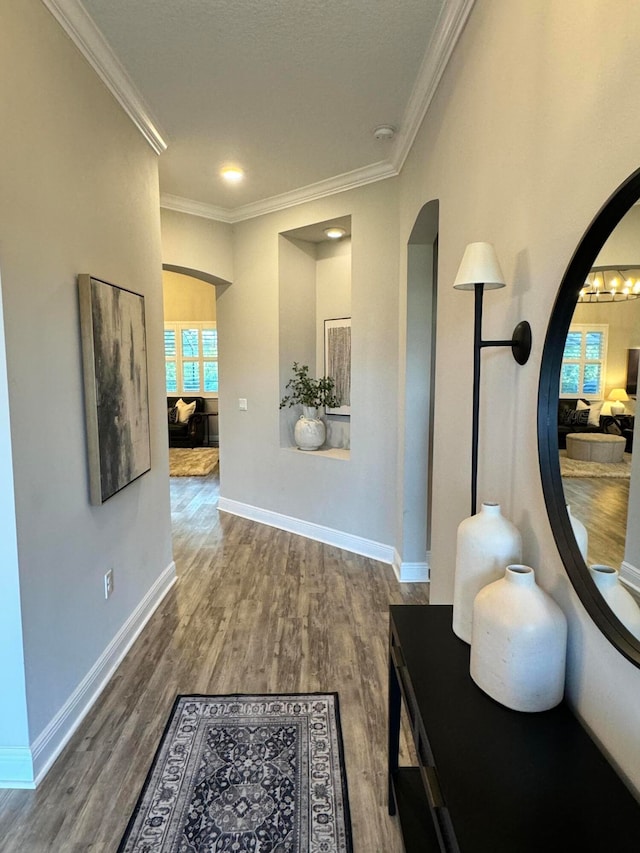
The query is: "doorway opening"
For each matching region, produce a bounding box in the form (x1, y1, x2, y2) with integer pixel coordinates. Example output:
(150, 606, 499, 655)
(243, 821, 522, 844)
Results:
(162, 264, 230, 479)
(396, 200, 439, 582)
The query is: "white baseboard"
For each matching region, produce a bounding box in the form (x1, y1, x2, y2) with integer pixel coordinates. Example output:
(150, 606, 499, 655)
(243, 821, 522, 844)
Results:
(0, 561, 178, 789)
(217, 497, 395, 565)
(619, 560, 640, 596)
(392, 549, 430, 583)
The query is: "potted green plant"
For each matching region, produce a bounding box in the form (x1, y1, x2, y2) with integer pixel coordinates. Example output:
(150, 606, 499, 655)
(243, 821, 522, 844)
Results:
(280, 362, 341, 450)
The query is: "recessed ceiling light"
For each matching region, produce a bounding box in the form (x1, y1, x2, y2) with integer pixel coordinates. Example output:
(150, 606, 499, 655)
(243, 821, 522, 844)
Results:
(324, 227, 346, 240)
(220, 166, 245, 184)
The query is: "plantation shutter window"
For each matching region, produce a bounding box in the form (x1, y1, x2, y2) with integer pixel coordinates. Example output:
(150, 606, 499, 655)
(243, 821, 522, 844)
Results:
(560, 324, 608, 398)
(164, 322, 218, 395)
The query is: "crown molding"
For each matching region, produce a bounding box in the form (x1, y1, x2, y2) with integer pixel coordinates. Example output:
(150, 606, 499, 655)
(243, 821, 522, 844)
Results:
(230, 160, 397, 222)
(160, 194, 234, 223)
(391, 0, 476, 171)
(40, 0, 167, 155)
(59, 0, 474, 217)
(161, 159, 397, 223)
(159, 0, 474, 223)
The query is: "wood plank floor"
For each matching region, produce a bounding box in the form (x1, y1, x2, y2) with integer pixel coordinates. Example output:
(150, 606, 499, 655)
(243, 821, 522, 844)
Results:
(0, 469, 428, 852)
(562, 475, 629, 568)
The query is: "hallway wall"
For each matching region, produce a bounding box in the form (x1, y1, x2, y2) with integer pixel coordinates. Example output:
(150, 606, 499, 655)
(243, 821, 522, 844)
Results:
(0, 0, 173, 783)
(398, 0, 640, 792)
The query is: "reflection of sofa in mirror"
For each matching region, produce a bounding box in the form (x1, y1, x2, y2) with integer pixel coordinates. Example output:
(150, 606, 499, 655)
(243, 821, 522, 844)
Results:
(558, 398, 605, 448)
(167, 396, 205, 447)
(558, 398, 635, 451)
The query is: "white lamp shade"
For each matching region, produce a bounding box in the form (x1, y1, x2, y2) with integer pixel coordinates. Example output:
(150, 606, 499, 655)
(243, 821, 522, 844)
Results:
(453, 242, 506, 291)
(608, 388, 629, 402)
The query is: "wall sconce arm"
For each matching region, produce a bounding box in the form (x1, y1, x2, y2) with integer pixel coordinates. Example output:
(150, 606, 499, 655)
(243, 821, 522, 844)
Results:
(479, 321, 532, 365)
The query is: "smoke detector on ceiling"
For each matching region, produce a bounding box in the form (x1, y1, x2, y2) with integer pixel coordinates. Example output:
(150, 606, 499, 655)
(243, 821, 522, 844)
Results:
(373, 125, 396, 141)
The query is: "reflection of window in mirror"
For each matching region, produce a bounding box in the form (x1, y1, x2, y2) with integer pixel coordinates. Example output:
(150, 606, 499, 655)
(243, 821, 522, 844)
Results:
(561, 324, 608, 398)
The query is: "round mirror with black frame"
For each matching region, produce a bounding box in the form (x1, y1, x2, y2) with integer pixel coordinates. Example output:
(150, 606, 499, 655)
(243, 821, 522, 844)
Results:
(538, 166, 640, 669)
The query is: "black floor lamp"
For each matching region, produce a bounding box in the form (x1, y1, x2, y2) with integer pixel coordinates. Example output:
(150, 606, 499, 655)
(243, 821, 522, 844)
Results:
(453, 242, 532, 516)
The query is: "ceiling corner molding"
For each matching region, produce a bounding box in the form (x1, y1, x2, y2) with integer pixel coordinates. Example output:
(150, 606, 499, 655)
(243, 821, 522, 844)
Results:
(161, 160, 398, 224)
(391, 0, 476, 171)
(40, 0, 168, 154)
(229, 160, 398, 222)
(160, 194, 234, 223)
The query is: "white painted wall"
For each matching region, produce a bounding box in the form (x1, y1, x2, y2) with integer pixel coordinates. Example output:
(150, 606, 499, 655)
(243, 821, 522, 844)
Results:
(161, 208, 234, 284)
(0, 0, 172, 780)
(596, 205, 640, 267)
(401, 244, 433, 563)
(0, 268, 30, 784)
(626, 434, 640, 575)
(315, 239, 351, 450)
(218, 180, 398, 544)
(397, 0, 640, 792)
(315, 238, 352, 372)
(278, 236, 317, 446)
(163, 270, 217, 322)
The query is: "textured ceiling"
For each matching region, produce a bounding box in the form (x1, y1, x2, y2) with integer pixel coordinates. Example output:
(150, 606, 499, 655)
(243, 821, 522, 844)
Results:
(81, 0, 448, 212)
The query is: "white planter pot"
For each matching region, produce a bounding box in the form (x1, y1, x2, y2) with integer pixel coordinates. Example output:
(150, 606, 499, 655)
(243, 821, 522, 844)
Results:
(470, 565, 567, 712)
(294, 406, 325, 450)
(452, 501, 522, 644)
(589, 565, 640, 637)
(567, 504, 588, 562)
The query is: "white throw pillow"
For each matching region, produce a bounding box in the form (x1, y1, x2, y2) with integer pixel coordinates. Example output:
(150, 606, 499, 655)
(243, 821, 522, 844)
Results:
(576, 398, 603, 426)
(175, 398, 197, 424)
(587, 401, 603, 425)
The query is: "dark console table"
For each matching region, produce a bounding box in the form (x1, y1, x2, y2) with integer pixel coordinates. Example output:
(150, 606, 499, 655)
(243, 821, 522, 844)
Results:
(388, 605, 640, 852)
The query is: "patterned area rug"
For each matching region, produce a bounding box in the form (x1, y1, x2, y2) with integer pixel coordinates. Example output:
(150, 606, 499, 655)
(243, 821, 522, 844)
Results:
(169, 447, 219, 477)
(118, 694, 352, 853)
(560, 449, 632, 479)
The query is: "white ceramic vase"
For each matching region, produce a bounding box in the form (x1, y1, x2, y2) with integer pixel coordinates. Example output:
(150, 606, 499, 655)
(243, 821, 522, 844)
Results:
(470, 565, 567, 712)
(567, 504, 588, 562)
(452, 501, 522, 643)
(294, 406, 325, 451)
(589, 565, 640, 637)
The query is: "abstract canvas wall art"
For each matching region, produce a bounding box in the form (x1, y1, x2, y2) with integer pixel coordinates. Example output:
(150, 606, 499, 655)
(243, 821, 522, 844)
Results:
(79, 275, 151, 504)
(324, 317, 351, 416)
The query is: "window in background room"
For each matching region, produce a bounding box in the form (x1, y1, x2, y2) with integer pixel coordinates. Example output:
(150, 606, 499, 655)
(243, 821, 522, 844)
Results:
(164, 322, 218, 395)
(560, 324, 608, 398)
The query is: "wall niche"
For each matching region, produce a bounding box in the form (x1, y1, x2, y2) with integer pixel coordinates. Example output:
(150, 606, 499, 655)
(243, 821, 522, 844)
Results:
(279, 216, 351, 454)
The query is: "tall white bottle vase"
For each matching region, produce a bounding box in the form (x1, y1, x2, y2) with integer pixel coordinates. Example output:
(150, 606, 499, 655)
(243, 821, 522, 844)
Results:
(567, 505, 588, 562)
(452, 501, 522, 643)
(470, 565, 568, 712)
(589, 565, 640, 637)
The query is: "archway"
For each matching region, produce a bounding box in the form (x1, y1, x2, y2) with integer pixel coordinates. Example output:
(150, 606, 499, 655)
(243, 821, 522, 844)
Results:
(396, 200, 439, 582)
(162, 264, 231, 452)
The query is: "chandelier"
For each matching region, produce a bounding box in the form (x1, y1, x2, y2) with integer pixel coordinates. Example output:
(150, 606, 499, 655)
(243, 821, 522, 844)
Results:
(578, 266, 640, 302)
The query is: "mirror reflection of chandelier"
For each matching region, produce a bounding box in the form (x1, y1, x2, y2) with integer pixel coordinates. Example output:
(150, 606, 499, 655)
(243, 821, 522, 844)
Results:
(579, 266, 640, 302)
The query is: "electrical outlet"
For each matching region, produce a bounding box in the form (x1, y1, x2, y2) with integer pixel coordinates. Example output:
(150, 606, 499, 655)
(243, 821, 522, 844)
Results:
(239, 398, 248, 410)
(104, 568, 114, 600)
